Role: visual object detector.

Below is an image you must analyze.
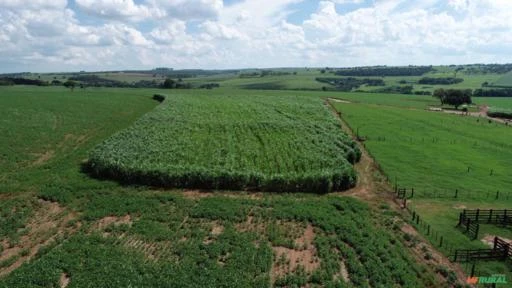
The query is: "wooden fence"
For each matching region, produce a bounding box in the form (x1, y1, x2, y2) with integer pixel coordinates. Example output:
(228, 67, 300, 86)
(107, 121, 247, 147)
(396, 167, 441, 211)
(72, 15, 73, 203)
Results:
(453, 237, 511, 262)
(456, 209, 511, 240)
(458, 209, 511, 225)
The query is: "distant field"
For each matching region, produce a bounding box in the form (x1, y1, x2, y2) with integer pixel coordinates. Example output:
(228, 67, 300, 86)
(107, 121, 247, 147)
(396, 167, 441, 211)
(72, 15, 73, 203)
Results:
(333, 102, 512, 196)
(493, 70, 512, 87)
(88, 90, 360, 192)
(475, 97, 512, 109)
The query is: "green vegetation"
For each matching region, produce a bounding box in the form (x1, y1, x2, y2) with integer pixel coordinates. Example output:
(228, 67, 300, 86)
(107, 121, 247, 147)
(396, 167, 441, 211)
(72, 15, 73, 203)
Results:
(334, 66, 433, 76)
(316, 77, 384, 91)
(333, 102, 512, 196)
(487, 107, 512, 119)
(0, 85, 442, 287)
(333, 98, 512, 281)
(432, 88, 472, 109)
(0, 86, 159, 194)
(418, 77, 463, 85)
(493, 70, 512, 87)
(0, 192, 437, 288)
(87, 91, 360, 193)
(2, 67, 512, 287)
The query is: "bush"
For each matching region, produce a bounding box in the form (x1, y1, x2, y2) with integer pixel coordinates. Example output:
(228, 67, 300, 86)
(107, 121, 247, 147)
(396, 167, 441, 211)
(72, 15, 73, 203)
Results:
(152, 94, 166, 102)
(487, 107, 512, 119)
(418, 77, 463, 85)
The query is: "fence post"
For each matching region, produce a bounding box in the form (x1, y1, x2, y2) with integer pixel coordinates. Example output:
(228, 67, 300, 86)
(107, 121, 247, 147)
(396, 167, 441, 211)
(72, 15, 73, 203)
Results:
(476, 209, 480, 221)
(427, 224, 430, 236)
(496, 191, 500, 200)
(412, 211, 416, 221)
(454, 189, 458, 198)
(439, 236, 443, 247)
(489, 209, 493, 223)
(466, 218, 470, 233)
(474, 224, 479, 240)
(416, 215, 420, 225)
(470, 263, 476, 277)
(454, 250, 458, 262)
(411, 188, 414, 198)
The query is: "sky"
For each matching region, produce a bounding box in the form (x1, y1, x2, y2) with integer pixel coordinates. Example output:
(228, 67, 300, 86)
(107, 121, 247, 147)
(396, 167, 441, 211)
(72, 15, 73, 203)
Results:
(1, 0, 512, 73)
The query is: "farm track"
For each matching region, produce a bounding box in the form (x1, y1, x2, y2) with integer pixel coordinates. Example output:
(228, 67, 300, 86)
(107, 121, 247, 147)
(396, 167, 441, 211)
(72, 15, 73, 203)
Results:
(439, 105, 512, 125)
(326, 99, 469, 284)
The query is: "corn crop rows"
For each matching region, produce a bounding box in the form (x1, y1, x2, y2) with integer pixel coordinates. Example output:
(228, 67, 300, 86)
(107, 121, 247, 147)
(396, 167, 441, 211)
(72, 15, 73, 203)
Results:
(87, 93, 360, 193)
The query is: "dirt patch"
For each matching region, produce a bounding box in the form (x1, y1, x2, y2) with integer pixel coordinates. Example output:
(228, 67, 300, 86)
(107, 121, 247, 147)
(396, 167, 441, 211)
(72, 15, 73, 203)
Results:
(211, 223, 224, 236)
(481, 235, 512, 247)
(203, 222, 224, 244)
(236, 215, 266, 234)
(453, 204, 467, 210)
(59, 273, 70, 288)
(0, 199, 79, 277)
(328, 98, 352, 104)
(272, 224, 320, 280)
(182, 190, 213, 199)
(93, 215, 132, 231)
(32, 150, 55, 166)
(123, 237, 164, 261)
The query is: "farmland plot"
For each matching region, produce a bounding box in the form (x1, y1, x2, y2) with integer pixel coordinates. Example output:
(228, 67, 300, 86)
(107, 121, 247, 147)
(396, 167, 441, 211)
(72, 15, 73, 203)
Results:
(88, 92, 360, 193)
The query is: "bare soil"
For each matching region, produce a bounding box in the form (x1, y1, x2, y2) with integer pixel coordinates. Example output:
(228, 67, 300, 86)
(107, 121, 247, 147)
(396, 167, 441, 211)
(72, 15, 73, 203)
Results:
(32, 150, 55, 166)
(481, 234, 512, 247)
(271, 224, 320, 281)
(59, 273, 70, 288)
(0, 200, 79, 277)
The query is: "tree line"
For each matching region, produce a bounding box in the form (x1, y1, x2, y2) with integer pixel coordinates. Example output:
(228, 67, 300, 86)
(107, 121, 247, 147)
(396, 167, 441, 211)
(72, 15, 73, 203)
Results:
(316, 77, 384, 91)
(334, 66, 433, 77)
(418, 77, 464, 85)
(473, 88, 512, 97)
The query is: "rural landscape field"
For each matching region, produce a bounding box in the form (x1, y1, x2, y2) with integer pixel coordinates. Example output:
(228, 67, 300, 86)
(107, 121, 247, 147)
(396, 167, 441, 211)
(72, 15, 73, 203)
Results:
(1, 63, 512, 288)
(2, 1, 512, 287)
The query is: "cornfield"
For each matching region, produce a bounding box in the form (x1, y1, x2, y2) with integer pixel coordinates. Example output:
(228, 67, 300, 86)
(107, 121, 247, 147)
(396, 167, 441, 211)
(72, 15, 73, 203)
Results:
(87, 93, 360, 193)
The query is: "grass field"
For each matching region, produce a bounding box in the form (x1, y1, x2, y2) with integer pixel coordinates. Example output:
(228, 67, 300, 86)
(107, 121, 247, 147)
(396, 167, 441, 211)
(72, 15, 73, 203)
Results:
(0, 86, 448, 287)
(0, 86, 160, 194)
(87, 90, 360, 193)
(333, 100, 512, 282)
(333, 102, 512, 197)
(2, 69, 512, 286)
(494, 70, 512, 87)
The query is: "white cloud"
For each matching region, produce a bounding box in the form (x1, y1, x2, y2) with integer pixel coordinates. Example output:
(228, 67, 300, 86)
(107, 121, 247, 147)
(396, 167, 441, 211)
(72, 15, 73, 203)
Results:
(150, 20, 187, 44)
(2, 0, 512, 72)
(0, 0, 67, 9)
(74, 0, 163, 21)
(200, 20, 246, 40)
(150, 0, 223, 20)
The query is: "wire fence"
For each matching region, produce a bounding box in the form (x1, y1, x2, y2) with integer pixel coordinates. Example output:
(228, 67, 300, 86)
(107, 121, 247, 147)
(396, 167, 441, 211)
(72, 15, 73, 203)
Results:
(393, 185, 512, 201)
(407, 209, 457, 258)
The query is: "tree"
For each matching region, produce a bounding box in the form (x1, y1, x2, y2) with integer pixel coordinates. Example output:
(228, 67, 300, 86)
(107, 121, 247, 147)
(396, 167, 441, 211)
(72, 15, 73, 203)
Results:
(63, 80, 76, 91)
(444, 89, 472, 109)
(433, 88, 472, 109)
(433, 89, 446, 105)
(163, 78, 176, 89)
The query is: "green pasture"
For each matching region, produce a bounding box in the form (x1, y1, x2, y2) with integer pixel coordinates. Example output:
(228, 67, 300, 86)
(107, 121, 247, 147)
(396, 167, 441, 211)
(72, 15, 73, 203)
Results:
(0, 86, 443, 287)
(333, 102, 512, 197)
